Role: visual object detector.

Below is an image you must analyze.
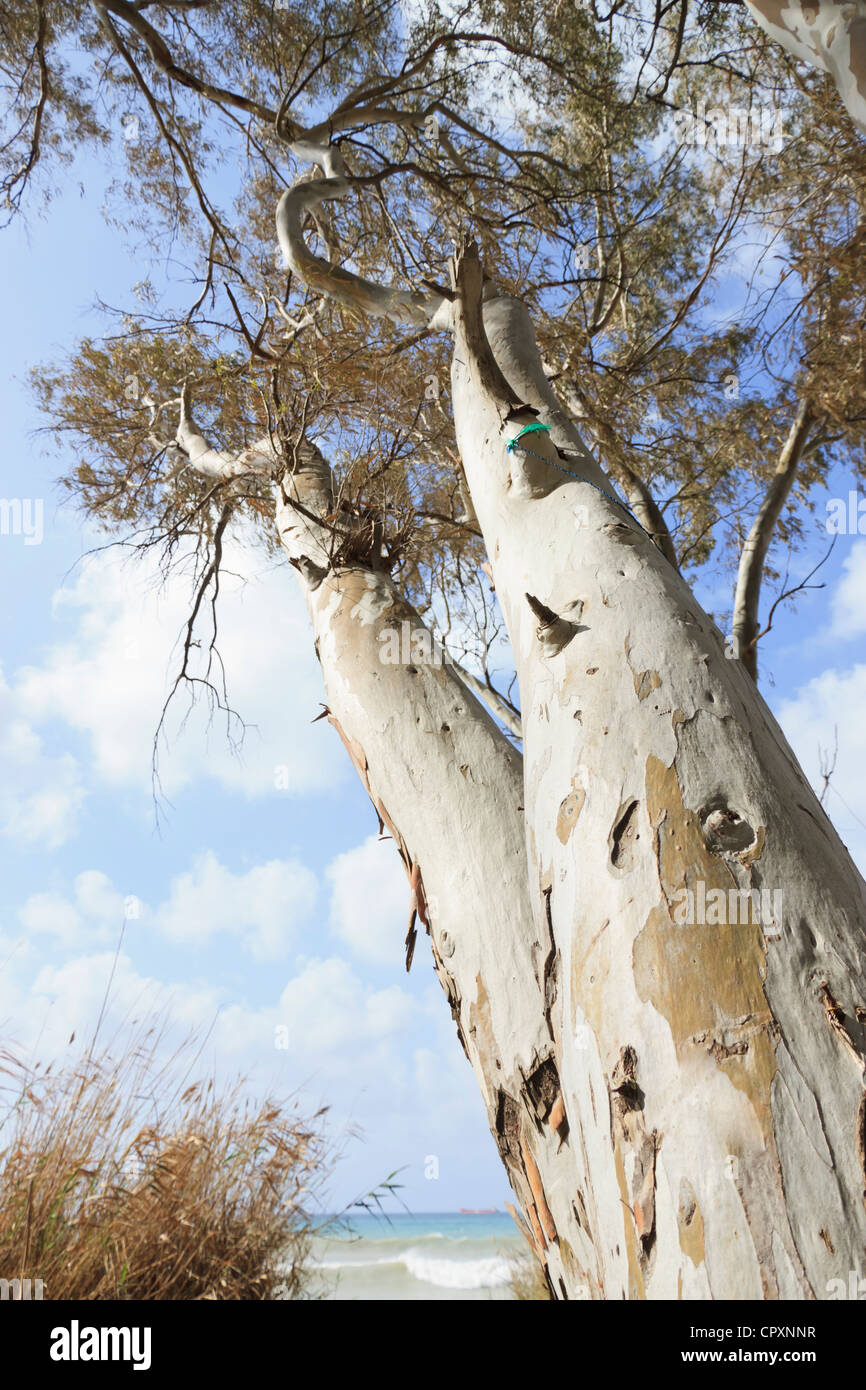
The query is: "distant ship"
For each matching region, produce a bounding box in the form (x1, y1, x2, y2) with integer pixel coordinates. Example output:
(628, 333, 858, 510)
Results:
(459, 1207, 498, 1214)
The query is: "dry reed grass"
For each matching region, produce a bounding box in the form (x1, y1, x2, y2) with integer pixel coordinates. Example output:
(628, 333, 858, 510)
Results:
(0, 1024, 327, 1300)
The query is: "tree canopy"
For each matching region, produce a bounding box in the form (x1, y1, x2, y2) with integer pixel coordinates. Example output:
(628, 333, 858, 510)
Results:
(5, 0, 865, 698)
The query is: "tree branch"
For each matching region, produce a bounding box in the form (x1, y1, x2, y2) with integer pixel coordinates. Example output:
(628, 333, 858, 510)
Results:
(174, 382, 275, 480)
(732, 398, 816, 681)
(448, 238, 519, 416)
(274, 132, 451, 330)
(91, 0, 273, 121)
(2, 0, 49, 222)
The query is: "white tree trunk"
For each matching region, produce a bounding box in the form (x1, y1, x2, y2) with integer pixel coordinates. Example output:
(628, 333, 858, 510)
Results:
(448, 245, 866, 1299)
(274, 442, 604, 1293)
(172, 403, 603, 1291)
(273, 124, 866, 1291)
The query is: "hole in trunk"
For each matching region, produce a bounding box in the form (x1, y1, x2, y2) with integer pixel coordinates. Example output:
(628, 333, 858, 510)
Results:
(699, 798, 758, 857)
(610, 799, 641, 872)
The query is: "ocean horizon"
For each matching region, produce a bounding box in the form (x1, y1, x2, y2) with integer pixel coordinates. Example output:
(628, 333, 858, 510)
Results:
(309, 1211, 528, 1300)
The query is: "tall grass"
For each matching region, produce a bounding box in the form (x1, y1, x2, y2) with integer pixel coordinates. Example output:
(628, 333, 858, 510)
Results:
(0, 1026, 327, 1300)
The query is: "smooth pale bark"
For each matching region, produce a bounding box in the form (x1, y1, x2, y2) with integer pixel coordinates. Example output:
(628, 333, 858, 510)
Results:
(273, 444, 599, 1295)
(174, 383, 273, 480)
(449, 245, 866, 1299)
(745, 2, 866, 132)
(172, 405, 597, 1293)
(275, 148, 450, 330)
(732, 400, 814, 681)
(277, 129, 866, 1295)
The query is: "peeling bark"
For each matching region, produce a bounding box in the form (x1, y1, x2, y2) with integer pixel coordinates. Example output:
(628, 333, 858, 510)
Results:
(51, 0, 866, 1306)
(274, 150, 866, 1296)
(174, 399, 600, 1293)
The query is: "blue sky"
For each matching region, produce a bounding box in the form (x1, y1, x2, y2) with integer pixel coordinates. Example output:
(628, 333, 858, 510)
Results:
(1, 137, 865, 1215)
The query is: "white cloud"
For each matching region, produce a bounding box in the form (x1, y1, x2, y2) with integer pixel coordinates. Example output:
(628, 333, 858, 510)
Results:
(776, 663, 866, 871)
(18, 892, 84, 946)
(11, 539, 345, 800)
(18, 870, 125, 948)
(3, 946, 415, 1103)
(155, 851, 317, 961)
(0, 672, 85, 847)
(74, 868, 126, 922)
(17, 852, 317, 961)
(270, 955, 414, 1057)
(22, 951, 222, 1059)
(327, 834, 409, 964)
(830, 542, 866, 639)
(0, 911, 498, 1209)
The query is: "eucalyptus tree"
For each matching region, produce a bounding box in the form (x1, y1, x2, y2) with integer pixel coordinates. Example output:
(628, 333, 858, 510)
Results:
(7, 0, 866, 1298)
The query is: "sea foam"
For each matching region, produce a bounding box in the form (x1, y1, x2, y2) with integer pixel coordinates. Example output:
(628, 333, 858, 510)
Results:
(401, 1248, 514, 1290)
(314, 1247, 515, 1289)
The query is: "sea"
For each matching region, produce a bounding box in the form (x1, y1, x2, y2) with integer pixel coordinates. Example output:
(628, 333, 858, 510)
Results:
(309, 1211, 528, 1300)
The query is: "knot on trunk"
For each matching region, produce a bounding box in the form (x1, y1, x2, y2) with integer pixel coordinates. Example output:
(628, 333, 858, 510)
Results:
(525, 592, 580, 656)
(289, 555, 328, 590)
(699, 798, 759, 858)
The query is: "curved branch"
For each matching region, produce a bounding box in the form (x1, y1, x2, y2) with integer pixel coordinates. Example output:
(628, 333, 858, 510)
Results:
(90, 0, 273, 121)
(174, 382, 275, 479)
(274, 135, 451, 329)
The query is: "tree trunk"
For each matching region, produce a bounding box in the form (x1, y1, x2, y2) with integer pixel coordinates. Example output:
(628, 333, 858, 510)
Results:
(447, 243, 866, 1299)
(274, 441, 598, 1295)
(173, 399, 604, 1291)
